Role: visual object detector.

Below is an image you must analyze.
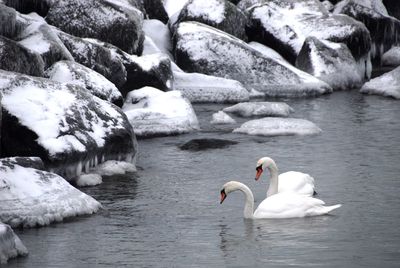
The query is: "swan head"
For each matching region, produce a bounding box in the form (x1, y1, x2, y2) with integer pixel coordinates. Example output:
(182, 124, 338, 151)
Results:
(255, 157, 277, 180)
(220, 181, 242, 204)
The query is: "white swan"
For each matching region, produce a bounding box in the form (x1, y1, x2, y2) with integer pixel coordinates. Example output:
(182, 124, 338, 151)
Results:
(255, 157, 316, 197)
(220, 181, 341, 219)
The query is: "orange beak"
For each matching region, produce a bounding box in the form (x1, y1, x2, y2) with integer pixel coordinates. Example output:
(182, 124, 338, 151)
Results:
(220, 191, 227, 204)
(255, 167, 263, 181)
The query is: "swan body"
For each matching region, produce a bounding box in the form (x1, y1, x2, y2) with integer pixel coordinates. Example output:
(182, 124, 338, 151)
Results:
(220, 181, 341, 219)
(256, 157, 316, 197)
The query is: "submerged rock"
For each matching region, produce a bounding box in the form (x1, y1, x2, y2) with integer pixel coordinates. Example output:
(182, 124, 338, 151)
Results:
(223, 102, 293, 117)
(177, 0, 248, 41)
(0, 222, 28, 264)
(179, 138, 238, 151)
(46, 0, 145, 54)
(245, 0, 371, 65)
(296, 37, 367, 90)
(360, 66, 400, 99)
(174, 71, 250, 103)
(210, 111, 236, 125)
(44, 60, 123, 106)
(123, 87, 199, 137)
(0, 70, 137, 180)
(233, 117, 322, 136)
(174, 21, 331, 97)
(0, 160, 101, 228)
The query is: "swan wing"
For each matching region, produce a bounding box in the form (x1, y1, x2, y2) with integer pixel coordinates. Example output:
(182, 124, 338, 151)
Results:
(278, 171, 315, 196)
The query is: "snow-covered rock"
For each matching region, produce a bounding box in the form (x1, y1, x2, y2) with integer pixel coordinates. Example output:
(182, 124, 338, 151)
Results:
(174, 71, 250, 103)
(381, 46, 400, 66)
(16, 13, 73, 69)
(223, 102, 293, 117)
(75, 173, 102, 187)
(210, 111, 236, 124)
(0, 157, 45, 171)
(46, 0, 145, 55)
(123, 87, 199, 137)
(0, 222, 28, 264)
(0, 35, 45, 77)
(91, 160, 137, 176)
(56, 30, 127, 89)
(0, 70, 137, 179)
(233, 117, 322, 136)
(143, 0, 169, 24)
(177, 0, 248, 40)
(360, 66, 400, 99)
(334, 0, 400, 62)
(143, 19, 173, 59)
(0, 160, 101, 228)
(44, 60, 123, 106)
(174, 21, 332, 97)
(245, 0, 371, 66)
(296, 37, 367, 90)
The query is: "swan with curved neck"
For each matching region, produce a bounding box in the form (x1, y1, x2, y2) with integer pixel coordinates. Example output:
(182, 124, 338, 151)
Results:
(256, 157, 316, 197)
(220, 181, 341, 219)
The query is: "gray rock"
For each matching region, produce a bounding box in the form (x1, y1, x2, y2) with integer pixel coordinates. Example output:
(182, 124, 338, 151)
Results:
(0, 157, 45, 170)
(179, 138, 238, 151)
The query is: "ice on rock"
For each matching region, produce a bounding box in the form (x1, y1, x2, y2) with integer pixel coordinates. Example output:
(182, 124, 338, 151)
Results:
(233, 117, 322, 136)
(0, 162, 101, 228)
(0, 222, 28, 264)
(76, 173, 102, 187)
(174, 71, 250, 103)
(360, 66, 400, 99)
(223, 102, 294, 117)
(382, 46, 400, 66)
(91, 160, 137, 176)
(123, 87, 200, 137)
(210, 111, 236, 125)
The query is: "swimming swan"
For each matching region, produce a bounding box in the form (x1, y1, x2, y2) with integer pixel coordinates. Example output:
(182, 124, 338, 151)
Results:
(255, 157, 316, 197)
(220, 181, 341, 219)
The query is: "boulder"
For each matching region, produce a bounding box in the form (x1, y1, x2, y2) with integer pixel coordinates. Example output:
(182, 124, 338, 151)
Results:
(0, 157, 45, 170)
(0, 4, 19, 38)
(210, 111, 236, 124)
(0, 36, 45, 76)
(360, 66, 400, 99)
(334, 0, 400, 63)
(44, 60, 123, 106)
(177, 0, 248, 41)
(381, 46, 400, 66)
(245, 0, 371, 65)
(296, 37, 367, 90)
(56, 30, 127, 89)
(122, 87, 199, 137)
(143, 0, 169, 24)
(45, 0, 145, 55)
(0, 70, 137, 180)
(0, 160, 101, 228)
(16, 13, 74, 69)
(223, 102, 293, 117)
(0, 222, 28, 264)
(174, 21, 332, 97)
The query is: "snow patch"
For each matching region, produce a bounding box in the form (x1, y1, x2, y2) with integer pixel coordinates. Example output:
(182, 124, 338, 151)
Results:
(92, 160, 136, 176)
(164, 0, 190, 18)
(186, 0, 225, 24)
(76, 174, 102, 187)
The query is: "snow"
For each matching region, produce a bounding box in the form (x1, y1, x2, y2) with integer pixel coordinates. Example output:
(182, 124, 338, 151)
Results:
(91, 160, 137, 176)
(248, 41, 290, 65)
(223, 102, 294, 117)
(174, 71, 250, 103)
(142, 35, 162, 55)
(0, 163, 101, 228)
(0, 222, 28, 264)
(233, 117, 322, 136)
(142, 20, 173, 59)
(382, 46, 400, 66)
(186, 0, 225, 24)
(210, 111, 236, 125)
(360, 67, 400, 99)
(163, 0, 190, 18)
(76, 174, 102, 187)
(123, 87, 199, 136)
(45, 60, 122, 103)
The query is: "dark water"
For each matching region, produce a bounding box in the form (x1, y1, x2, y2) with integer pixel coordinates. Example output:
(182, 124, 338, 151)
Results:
(7, 91, 400, 267)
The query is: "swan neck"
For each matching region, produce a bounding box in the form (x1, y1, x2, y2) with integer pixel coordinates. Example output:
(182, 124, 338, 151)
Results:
(266, 165, 279, 197)
(237, 183, 255, 219)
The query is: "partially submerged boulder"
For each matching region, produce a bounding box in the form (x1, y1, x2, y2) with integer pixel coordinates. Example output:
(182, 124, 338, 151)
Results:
(0, 222, 28, 264)
(177, 0, 248, 41)
(223, 102, 294, 117)
(381, 46, 400, 66)
(44, 60, 123, 106)
(0, 160, 101, 228)
(0, 70, 137, 179)
(210, 111, 236, 124)
(174, 21, 331, 97)
(122, 87, 199, 137)
(45, 0, 145, 54)
(179, 138, 238, 151)
(360, 66, 400, 99)
(296, 37, 367, 90)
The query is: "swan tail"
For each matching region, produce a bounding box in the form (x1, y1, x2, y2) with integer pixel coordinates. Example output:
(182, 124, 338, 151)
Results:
(323, 204, 342, 214)
(308, 204, 341, 216)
